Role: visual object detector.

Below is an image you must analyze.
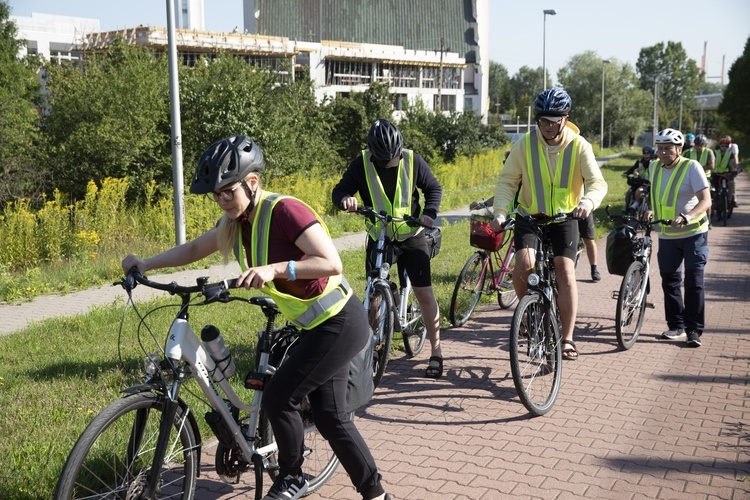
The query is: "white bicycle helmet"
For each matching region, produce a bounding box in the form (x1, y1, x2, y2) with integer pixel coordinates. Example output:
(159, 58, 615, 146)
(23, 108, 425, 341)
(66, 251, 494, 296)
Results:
(655, 128, 684, 146)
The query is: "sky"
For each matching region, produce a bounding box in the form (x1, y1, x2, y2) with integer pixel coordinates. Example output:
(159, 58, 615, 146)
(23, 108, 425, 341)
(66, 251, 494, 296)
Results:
(8, 0, 750, 85)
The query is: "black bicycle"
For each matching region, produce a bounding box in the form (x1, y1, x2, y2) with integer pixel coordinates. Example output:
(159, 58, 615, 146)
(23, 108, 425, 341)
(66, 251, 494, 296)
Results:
(607, 207, 672, 350)
(54, 270, 340, 499)
(507, 211, 578, 417)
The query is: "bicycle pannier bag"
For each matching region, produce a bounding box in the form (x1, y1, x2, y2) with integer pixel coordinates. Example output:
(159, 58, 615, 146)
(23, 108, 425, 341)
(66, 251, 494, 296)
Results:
(606, 225, 637, 276)
(346, 329, 375, 413)
(424, 227, 442, 259)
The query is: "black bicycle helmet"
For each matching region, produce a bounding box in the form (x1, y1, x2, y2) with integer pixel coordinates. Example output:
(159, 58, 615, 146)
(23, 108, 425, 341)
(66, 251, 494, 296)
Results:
(367, 119, 403, 167)
(694, 134, 708, 146)
(533, 88, 572, 119)
(642, 146, 652, 154)
(190, 135, 265, 195)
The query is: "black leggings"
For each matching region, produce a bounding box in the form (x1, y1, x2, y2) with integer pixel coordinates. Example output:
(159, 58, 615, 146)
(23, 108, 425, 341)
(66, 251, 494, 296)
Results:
(262, 295, 384, 499)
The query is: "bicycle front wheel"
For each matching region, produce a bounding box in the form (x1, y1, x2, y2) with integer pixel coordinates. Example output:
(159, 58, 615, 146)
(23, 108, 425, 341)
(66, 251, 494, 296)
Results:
(509, 294, 562, 417)
(367, 282, 394, 387)
(54, 392, 198, 500)
(449, 252, 487, 327)
(720, 192, 729, 226)
(615, 260, 648, 350)
(497, 246, 517, 309)
(402, 289, 427, 357)
(260, 398, 341, 496)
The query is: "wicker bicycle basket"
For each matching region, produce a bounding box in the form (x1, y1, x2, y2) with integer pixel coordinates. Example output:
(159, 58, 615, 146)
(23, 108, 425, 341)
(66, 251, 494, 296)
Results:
(470, 214, 509, 251)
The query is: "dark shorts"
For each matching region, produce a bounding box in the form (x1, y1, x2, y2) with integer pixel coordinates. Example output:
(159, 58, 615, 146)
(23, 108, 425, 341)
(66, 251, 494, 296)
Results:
(578, 213, 595, 240)
(514, 218, 580, 261)
(366, 230, 432, 287)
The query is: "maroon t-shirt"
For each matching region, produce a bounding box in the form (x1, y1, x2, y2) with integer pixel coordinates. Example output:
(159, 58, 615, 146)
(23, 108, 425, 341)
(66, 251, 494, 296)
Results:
(240, 197, 328, 299)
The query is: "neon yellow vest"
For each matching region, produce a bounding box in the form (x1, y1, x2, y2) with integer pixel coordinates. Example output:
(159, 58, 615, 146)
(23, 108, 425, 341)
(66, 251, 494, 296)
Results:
(650, 159, 708, 237)
(362, 148, 422, 241)
(520, 130, 580, 215)
(685, 148, 709, 172)
(235, 191, 352, 330)
(714, 149, 732, 173)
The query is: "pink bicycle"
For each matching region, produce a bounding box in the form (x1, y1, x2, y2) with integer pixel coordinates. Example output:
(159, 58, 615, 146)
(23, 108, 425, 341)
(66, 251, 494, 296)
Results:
(450, 214, 517, 327)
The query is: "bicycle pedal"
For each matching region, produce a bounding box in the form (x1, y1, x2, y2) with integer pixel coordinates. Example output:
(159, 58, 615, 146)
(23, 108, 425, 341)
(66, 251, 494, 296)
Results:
(646, 302, 655, 309)
(611, 291, 619, 300)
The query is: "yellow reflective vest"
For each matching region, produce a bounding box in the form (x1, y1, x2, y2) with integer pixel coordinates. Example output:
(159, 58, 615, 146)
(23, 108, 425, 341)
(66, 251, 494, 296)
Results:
(714, 149, 732, 173)
(362, 148, 422, 241)
(520, 130, 580, 215)
(650, 159, 708, 237)
(685, 148, 710, 173)
(235, 191, 351, 330)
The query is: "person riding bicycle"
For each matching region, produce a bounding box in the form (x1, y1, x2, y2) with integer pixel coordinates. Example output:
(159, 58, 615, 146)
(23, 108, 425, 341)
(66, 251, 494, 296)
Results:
(650, 128, 711, 347)
(122, 136, 390, 500)
(685, 134, 715, 224)
(332, 119, 445, 379)
(489, 88, 608, 361)
(623, 146, 653, 214)
(682, 132, 695, 153)
(714, 136, 740, 208)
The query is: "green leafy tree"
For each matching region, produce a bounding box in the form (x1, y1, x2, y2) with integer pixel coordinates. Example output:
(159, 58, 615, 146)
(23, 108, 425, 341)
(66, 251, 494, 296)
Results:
(636, 41, 701, 129)
(718, 36, 750, 143)
(0, 1, 43, 204)
(488, 61, 513, 115)
(42, 38, 171, 199)
(510, 66, 544, 116)
(558, 51, 652, 146)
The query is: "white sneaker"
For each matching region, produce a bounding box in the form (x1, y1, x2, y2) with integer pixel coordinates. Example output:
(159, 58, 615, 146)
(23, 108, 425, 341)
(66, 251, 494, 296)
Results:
(660, 328, 686, 340)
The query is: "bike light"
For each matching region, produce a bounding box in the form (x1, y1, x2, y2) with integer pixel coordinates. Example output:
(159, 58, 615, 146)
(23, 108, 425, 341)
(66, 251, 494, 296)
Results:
(379, 263, 390, 280)
(527, 273, 540, 287)
(143, 354, 161, 376)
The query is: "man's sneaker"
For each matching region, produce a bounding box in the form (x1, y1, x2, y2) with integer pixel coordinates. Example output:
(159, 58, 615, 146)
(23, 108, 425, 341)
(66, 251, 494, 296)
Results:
(262, 474, 308, 500)
(660, 328, 686, 340)
(591, 269, 602, 282)
(686, 330, 702, 347)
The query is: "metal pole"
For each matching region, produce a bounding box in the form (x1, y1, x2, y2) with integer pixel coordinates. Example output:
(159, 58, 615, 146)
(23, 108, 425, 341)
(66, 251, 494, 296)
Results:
(166, 0, 186, 245)
(600, 60, 609, 150)
(652, 77, 660, 148)
(542, 10, 556, 91)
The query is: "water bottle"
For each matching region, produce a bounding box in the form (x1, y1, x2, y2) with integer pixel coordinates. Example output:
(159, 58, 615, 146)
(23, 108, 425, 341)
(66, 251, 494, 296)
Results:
(201, 325, 236, 380)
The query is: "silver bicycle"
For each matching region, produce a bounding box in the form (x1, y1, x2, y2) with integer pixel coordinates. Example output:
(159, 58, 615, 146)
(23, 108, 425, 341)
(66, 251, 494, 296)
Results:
(54, 270, 340, 499)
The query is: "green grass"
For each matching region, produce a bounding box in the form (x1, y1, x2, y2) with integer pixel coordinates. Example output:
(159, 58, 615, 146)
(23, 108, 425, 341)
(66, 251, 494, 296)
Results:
(0, 154, 633, 499)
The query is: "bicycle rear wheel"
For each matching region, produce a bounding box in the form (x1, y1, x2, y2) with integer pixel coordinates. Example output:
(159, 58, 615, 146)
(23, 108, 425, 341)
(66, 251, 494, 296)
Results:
(573, 238, 584, 271)
(54, 392, 198, 500)
(367, 282, 394, 387)
(402, 289, 427, 357)
(615, 260, 648, 350)
(509, 294, 562, 417)
(260, 399, 341, 496)
(449, 252, 487, 327)
(497, 245, 517, 309)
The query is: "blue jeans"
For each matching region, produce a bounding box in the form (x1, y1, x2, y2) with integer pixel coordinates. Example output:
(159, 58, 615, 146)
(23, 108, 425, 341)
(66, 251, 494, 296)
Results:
(656, 233, 709, 334)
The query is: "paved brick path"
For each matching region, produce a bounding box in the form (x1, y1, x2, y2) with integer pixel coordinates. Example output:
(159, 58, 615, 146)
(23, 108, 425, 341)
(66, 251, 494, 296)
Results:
(192, 175, 750, 499)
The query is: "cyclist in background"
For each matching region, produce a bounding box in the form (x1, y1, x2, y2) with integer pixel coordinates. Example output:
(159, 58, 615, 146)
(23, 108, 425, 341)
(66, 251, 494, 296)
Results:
(623, 146, 652, 214)
(682, 133, 695, 153)
(122, 136, 390, 500)
(489, 88, 608, 361)
(332, 119, 445, 379)
(714, 136, 740, 208)
(650, 129, 710, 348)
(685, 134, 715, 224)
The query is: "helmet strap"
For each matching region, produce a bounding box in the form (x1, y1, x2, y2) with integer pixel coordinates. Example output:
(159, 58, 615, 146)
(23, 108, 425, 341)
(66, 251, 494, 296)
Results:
(241, 180, 257, 216)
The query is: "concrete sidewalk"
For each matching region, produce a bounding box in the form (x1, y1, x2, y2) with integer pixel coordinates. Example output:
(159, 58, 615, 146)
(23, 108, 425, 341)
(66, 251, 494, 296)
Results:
(193, 174, 750, 499)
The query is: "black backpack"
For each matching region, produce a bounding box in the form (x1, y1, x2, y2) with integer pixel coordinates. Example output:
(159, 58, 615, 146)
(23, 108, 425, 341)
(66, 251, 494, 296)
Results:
(606, 225, 638, 276)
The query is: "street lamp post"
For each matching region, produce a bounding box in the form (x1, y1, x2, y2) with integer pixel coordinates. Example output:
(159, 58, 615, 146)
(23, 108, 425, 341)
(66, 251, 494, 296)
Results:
(600, 59, 610, 151)
(542, 9, 557, 91)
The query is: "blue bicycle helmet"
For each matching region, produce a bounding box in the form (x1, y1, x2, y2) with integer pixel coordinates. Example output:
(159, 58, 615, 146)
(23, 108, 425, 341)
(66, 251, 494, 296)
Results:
(694, 134, 708, 146)
(685, 133, 695, 142)
(533, 88, 572, 119)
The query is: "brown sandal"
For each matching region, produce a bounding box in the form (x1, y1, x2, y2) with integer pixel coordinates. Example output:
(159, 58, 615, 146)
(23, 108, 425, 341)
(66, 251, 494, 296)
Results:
(562, 340, 579, 361)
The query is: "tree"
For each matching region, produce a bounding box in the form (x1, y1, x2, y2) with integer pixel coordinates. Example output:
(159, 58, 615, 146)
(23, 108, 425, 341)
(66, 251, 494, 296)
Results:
(558, 51, 652, 146)
(718, 36, 750, 143)
(488, 61, 513, 115)
(0, 1, 43, 204)
(636, 41, 701, 130)
(510, 66, 544, 117)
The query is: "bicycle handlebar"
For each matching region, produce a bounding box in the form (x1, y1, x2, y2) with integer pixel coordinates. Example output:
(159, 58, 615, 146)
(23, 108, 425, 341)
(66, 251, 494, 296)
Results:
(604, 205, 672, 227)
(353, 205, 431, 228)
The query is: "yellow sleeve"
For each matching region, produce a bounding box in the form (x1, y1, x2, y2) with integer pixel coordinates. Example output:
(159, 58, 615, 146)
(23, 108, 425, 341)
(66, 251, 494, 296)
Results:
(493, 139, 525, 218)
(577, 140, 608, 210)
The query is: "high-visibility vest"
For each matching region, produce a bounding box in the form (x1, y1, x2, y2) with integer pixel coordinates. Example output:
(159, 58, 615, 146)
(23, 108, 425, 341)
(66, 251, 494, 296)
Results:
(362, 148, 422, 241)
(714, 149, 732, 173)
(650, 159, 708, 237)
(685, 148, 710, 172)
(520, 130, 580, 215)
(235, 191, 351, 330)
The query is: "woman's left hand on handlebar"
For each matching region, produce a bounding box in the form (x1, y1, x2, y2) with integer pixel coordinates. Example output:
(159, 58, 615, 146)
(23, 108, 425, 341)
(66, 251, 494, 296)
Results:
(237, 265, 276, 290)
(122, 254, 148, 275)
